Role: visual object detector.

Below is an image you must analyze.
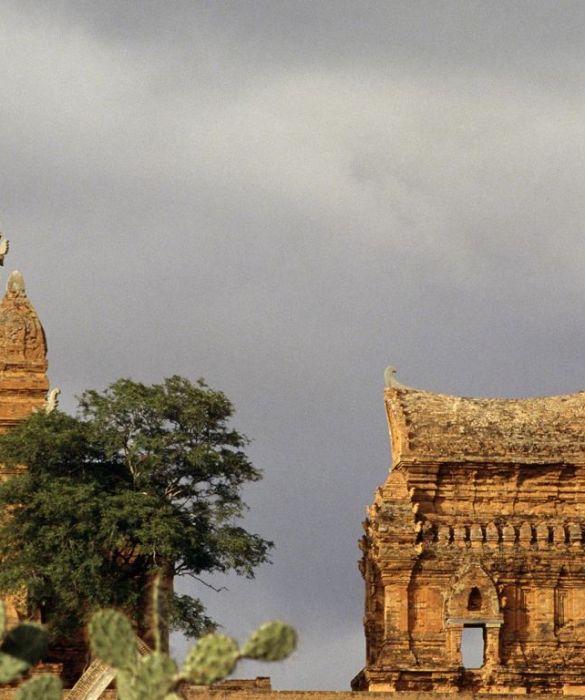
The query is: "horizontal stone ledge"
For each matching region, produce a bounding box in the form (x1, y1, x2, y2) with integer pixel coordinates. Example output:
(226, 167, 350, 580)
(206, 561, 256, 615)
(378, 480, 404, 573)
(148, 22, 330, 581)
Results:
(446, 617, 503, 627)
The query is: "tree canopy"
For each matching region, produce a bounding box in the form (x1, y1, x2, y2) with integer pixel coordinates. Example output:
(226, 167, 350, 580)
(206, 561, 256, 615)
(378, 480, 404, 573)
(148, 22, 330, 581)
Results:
(0, 376, 272, 641)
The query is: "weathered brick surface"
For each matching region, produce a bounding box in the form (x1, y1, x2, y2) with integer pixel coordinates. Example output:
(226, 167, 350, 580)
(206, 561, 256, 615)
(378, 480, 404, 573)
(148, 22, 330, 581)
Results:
(355, 384, 585, 694)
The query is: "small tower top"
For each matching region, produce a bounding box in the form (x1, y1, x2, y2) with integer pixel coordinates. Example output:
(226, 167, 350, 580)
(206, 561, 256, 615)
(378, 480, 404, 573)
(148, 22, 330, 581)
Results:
(7, 270, 25, 294)
(0, 235, 49, 430)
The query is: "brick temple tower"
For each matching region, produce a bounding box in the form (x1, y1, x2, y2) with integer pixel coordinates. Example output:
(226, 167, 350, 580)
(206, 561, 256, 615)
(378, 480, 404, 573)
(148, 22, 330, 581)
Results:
(353, 370, 585, 695)
(0, 237, 63, 656)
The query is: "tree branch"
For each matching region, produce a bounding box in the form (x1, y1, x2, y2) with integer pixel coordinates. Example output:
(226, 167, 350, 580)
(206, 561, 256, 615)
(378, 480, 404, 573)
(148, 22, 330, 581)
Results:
(187, 574, 228, 593)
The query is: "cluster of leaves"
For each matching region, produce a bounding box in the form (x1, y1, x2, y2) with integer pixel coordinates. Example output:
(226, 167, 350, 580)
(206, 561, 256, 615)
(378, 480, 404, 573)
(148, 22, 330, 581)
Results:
(0, 376, 272, 641)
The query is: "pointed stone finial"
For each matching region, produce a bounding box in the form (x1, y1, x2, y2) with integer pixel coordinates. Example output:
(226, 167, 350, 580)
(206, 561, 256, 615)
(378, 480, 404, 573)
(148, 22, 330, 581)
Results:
(6, 270, 25, 294)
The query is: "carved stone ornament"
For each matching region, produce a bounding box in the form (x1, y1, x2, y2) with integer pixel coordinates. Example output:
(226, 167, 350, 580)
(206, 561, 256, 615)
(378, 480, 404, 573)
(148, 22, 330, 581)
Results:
(0, 270, 47, 369)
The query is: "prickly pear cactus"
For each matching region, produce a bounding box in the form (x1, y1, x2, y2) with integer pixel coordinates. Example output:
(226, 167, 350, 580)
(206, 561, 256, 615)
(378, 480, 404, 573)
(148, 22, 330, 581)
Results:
(2, 623, 49, 667)
(14, 674, 62, 700)
(0, 599, 62, 698)
(0, 653, 29, 684)
(119, 652, 177, 700)
(88, 608, 138, 671)
(87, 605, 297, 700)
(241, 620, 298, 661)
(182, 633, 239, 684)
(0, 592, 297, 700)
(176, 621, 297, 688)
(0, 600, 49, 684)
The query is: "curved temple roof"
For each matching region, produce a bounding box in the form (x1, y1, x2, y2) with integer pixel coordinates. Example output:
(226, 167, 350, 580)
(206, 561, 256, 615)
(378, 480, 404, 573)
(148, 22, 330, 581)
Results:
(385, 386, 585, 465)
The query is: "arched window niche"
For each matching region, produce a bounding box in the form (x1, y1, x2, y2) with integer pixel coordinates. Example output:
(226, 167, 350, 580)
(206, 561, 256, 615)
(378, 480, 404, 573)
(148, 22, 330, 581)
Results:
(446, 564, 504, 669)
(468, 586, 482, 611)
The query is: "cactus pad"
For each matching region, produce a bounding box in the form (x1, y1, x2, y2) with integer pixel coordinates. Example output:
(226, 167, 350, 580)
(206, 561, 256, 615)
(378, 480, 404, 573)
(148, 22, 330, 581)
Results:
(129, 652, 177, 700)
(15, 674, 62, 700)
(241, 620, 297, 661)
(182, 633, 239, 684)
(1, 623, 48, 666)
(0, 651, 29, 683)
(89, 609, 138, 670)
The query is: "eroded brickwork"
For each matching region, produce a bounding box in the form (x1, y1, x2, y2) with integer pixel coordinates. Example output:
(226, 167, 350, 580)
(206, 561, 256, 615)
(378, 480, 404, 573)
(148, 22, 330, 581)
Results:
(353, 384, 585, 694)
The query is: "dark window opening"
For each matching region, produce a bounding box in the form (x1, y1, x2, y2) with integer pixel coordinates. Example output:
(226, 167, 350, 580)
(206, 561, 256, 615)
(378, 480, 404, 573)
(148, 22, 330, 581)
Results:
(468, 586, 482, 611)
(461, 624, 485, 669)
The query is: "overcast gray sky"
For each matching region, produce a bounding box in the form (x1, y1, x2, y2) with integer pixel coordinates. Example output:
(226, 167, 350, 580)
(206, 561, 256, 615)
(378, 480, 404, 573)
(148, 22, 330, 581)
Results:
(1, 0, 585, 689)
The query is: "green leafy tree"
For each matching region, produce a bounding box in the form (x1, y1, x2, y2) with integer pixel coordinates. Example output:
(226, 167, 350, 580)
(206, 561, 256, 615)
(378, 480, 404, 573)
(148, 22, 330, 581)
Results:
(0, 376, 271, 644)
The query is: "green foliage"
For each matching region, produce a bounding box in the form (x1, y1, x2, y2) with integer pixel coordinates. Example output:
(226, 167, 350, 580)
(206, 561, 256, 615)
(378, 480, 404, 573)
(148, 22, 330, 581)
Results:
(88, 607, 297, 700)
(0, 376, 272, 639)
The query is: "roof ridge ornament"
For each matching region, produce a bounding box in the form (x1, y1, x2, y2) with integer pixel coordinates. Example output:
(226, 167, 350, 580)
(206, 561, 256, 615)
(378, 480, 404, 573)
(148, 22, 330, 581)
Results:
(384, 366, 409, 390)
(44, 387, 61, 414)
(0, 233, 9, 267)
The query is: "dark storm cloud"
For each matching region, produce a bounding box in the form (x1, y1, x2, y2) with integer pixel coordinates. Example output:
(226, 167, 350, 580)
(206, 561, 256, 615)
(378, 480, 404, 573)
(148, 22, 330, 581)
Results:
(20, 1, 585, 77)
(1, 0, 585, 689)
